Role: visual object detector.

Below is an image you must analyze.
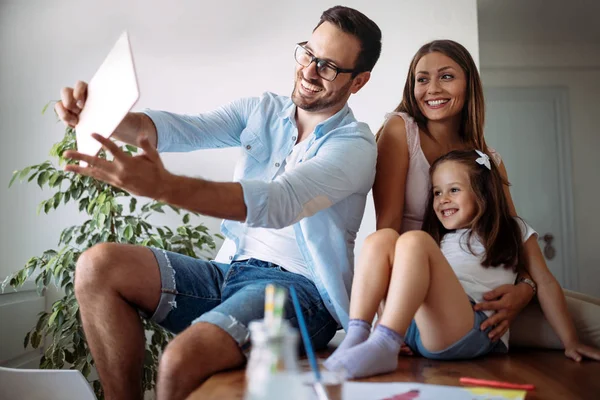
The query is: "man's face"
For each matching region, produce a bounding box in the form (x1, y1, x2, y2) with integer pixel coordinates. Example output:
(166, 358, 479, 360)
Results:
(291, 21, 363, 114)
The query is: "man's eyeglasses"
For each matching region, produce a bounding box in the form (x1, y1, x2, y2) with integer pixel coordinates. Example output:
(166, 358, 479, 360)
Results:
(294, 42, 357, 82)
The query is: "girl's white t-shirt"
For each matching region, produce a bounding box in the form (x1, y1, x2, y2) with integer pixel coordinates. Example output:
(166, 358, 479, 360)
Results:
(440, 219, 537, 348)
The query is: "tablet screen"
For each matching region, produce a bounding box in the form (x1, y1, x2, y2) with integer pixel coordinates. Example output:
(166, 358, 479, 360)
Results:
(75, 31, 139, 164)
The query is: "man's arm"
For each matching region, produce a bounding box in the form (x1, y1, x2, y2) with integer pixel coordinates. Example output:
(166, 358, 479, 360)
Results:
(239, 132, 376, 229)
(112, 112, 157, 148)
(159, 130, 377, 227)
(64, 128, 376, 228)
(159, 175, 247, 221)
(56, 80, 257, 153)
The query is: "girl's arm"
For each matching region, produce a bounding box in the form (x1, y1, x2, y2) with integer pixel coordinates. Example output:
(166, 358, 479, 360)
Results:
(524, 235, 600, 361)
(372, 116, 410, 232)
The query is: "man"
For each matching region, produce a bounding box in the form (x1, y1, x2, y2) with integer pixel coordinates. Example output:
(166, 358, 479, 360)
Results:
(56, 6, 381, 400)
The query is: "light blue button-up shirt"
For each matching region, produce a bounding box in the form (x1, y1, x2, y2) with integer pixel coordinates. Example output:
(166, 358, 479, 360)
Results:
(144, 92, 376, 329)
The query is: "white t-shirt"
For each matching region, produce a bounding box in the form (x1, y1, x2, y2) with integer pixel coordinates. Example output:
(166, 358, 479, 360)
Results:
(440, 219, 537, 348)
(234, 137, 311, 280)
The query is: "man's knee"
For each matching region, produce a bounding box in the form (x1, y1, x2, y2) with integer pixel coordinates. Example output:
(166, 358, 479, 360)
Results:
(159, 323, 244, 382)
(74, 243, 125, 297)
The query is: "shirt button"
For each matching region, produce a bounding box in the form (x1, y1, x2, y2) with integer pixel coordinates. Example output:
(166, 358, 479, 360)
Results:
(275, 162, 280, 167)
(292, 136, 297, 141)
(245, 145, 251, 150)
(229, 256, 233, 260)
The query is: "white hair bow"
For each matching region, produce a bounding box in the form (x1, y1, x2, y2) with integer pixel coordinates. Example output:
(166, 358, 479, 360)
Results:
(475, 150, 491, 170)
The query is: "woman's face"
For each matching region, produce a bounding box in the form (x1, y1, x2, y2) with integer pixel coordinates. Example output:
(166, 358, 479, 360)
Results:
(413, 52, 467, 123)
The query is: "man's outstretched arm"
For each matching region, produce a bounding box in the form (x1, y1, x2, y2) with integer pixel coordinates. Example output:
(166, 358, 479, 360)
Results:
(64, 128, 376, 228)
(63, 133, 247, 221)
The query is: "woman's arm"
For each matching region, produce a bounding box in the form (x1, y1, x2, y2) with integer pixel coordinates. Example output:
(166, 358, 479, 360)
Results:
(372, 116, 411, 232)
(524, 236, 600, 361)
(499, 161, 538, 295)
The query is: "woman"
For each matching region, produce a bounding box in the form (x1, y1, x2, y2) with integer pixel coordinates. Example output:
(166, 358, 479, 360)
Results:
(373, 39, 600, 348)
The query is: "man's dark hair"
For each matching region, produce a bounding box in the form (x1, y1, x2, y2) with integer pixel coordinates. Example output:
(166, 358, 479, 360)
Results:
(314, 6, 382, 75)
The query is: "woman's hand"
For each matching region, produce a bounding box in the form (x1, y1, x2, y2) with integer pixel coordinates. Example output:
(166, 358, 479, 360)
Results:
(564, 342, 600, 362)
(474, 283, 535, 341)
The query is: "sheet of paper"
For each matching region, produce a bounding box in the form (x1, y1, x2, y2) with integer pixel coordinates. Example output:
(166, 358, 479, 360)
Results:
(75, 31, 139, 163)
(341, 382, 527, 400)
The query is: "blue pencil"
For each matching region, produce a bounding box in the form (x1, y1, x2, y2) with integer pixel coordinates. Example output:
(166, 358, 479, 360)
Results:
(289, 286, 330, 400)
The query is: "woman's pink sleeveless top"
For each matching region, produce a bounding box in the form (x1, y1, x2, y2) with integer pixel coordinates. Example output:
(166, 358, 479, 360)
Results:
(385, 112, 501, 234)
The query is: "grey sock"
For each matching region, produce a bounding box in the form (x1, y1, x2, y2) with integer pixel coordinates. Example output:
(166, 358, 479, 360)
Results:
(324, 319, 371, 371)
(325, 324, 403, 379)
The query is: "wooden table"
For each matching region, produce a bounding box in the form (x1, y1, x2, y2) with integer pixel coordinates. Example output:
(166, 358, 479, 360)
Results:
(187, 349, 600, 400)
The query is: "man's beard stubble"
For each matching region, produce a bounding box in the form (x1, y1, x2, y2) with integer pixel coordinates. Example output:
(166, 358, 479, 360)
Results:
(291, 75, 352, 112)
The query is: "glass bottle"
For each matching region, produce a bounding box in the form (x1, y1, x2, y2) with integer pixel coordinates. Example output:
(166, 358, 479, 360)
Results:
(244, 319, 306, 400)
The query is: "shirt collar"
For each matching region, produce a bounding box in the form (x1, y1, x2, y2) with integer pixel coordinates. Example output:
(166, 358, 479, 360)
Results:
(278, 99, 351, 138)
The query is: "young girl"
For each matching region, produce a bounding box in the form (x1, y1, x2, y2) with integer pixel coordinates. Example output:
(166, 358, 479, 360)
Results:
(324, 150, 600, 379)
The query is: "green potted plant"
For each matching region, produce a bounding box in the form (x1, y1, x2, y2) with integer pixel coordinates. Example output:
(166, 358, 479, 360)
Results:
(2, 104, 222, 399)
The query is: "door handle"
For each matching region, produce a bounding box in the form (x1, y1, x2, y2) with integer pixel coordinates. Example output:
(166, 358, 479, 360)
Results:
(538, 233, 556, 260)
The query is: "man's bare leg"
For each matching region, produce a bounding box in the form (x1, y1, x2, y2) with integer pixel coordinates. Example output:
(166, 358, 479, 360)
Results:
(75, 243, 161, 400)
(157, 322, 245, 400)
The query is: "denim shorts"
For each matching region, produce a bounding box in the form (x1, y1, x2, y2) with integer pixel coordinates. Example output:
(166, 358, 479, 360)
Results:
(145, 248, 338, 354)
(404, 301, 507, 360)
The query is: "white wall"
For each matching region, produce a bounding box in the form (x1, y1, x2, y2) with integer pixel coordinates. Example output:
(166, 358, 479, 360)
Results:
(480, 41, 600, 297)
(0, 0, 479, 361)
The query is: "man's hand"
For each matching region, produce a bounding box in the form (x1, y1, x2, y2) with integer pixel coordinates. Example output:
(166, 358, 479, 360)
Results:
(474, 283, 535, 341)
(64, 133, 171, 200)
(54, 81, 153, 147)
(55, 81, 88, 128)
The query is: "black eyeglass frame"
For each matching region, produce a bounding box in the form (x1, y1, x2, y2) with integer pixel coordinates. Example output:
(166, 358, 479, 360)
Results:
(294, 41, 358, 82)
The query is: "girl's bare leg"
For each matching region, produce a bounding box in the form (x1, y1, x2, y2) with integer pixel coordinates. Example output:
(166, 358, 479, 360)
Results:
(324, 229, 399, 368)
(327, 231, 475, 378)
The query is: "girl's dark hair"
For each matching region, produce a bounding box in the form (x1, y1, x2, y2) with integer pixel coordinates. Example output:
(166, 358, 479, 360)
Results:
(421, 150, 524, 271)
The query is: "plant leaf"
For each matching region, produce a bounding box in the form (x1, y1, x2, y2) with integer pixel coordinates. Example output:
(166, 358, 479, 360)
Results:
(30, 330, 42, 348)
(124, 225, 134, 241)
(129, 197, 137, 213)
(8, 170, 19, 188)
(24, 331, 31, 348)
(82, 361, 91, 378)
(41, 100, 54, 115)
(52, 348, 65, 368)
(48, 309, 60, 327)
(37, 171, 50, 189)
(18, 166, 32, 180)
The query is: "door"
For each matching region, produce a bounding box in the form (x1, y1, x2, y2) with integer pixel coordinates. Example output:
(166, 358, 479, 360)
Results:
(484, 87, 577, 289)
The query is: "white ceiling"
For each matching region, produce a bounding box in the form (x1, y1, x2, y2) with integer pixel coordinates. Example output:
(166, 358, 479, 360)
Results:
(478, 0, 600, 44)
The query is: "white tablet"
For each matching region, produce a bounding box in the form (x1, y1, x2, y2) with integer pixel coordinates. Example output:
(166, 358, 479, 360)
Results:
(75, 31, 139, 162)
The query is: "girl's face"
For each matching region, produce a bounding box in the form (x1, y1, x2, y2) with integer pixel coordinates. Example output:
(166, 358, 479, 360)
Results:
(414, 52, 467, 123)
(432, 161, 478, 230)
